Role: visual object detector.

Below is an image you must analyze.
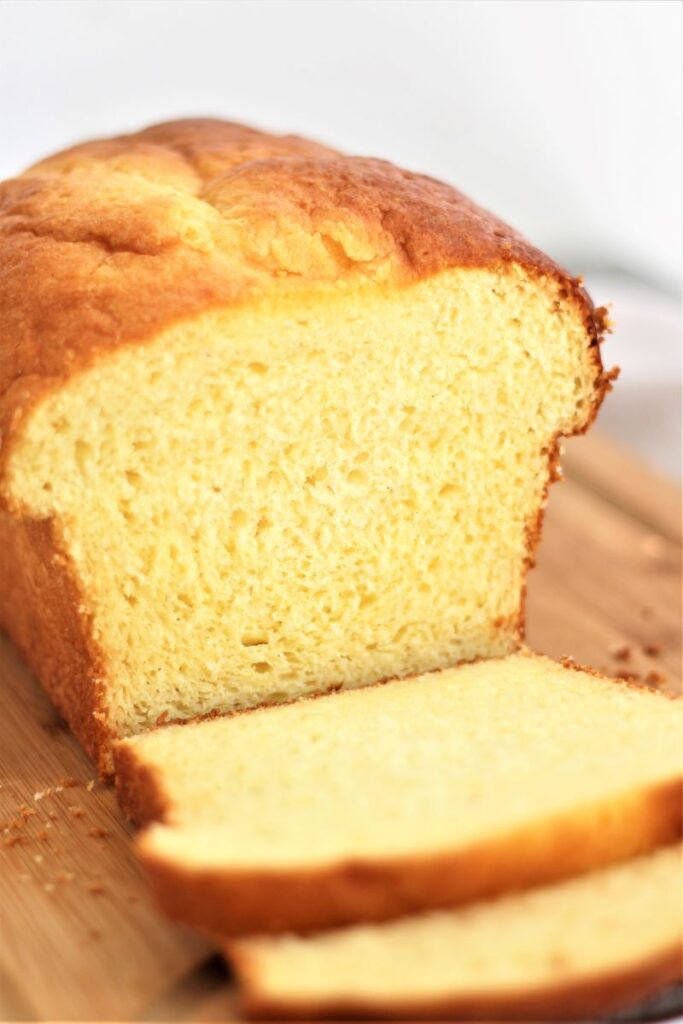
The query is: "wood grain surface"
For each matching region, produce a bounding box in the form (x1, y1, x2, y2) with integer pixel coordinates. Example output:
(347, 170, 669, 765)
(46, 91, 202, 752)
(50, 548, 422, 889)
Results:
(0, 432, 680, 1022)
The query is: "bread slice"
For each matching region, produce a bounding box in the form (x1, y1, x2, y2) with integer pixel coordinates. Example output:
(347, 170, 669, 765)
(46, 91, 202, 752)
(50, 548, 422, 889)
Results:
(114, 652, 682, 936)
(0, 118, 611, 774)
(228, 843, 683, 1021)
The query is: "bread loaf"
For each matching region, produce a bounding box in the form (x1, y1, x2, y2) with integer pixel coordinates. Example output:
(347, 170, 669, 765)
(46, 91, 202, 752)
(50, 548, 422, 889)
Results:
(115, 653, 682, 936)
(228, 844, 683, 1020)
(0, 119, 611, 773)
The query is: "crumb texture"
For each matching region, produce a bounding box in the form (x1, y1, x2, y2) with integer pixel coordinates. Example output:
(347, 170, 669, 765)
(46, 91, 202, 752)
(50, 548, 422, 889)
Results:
(6, 274, 599, 736)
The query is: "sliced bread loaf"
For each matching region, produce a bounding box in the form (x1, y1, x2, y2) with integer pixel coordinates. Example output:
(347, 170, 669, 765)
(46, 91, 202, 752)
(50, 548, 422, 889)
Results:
(114, 653, 682, 936)
(228, 843, 683, 1020)
(0, 118, 610, 775)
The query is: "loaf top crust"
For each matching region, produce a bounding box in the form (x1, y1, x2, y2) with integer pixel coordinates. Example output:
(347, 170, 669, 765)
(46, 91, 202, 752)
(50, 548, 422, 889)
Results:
(0, 118, 607, 473)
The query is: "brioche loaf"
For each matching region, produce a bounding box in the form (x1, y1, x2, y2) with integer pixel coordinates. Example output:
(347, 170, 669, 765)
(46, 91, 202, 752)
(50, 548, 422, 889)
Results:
(228, 843, 683, 1020)
(114, 652, 682, 936)
(0, 119, 611, 774)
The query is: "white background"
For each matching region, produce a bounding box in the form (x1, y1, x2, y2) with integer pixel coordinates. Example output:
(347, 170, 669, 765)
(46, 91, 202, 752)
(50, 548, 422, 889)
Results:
(1, 0, 680, 475)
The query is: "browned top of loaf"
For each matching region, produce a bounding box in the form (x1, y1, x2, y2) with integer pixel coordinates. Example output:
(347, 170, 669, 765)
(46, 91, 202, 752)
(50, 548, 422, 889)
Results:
(0, 118, 604, 455)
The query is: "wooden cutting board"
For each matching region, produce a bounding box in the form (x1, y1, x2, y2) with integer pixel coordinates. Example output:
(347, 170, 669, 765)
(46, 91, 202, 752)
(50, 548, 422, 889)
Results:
(0, 432, 680, 1023)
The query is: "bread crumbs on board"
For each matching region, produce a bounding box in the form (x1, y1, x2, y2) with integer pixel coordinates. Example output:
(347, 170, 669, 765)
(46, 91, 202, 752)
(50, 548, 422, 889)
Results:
(88, 827, 111, 839)
(4, 834, 27, 848)
(610, 644, 631, 662)
(614, 669, 640, 682)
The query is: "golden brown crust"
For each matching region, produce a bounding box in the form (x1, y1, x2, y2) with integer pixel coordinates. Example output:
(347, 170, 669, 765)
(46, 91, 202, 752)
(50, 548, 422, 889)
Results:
(229, 942, 682, 1020)
(0, 117, 608, 486)
(0, 119, 611, 771)
(113, 739, 172, 826)
(0, 508, 112, 773)
(125, 777, 681, 937)
(516, 347, 618, 640)
(29, 118, 340, 185)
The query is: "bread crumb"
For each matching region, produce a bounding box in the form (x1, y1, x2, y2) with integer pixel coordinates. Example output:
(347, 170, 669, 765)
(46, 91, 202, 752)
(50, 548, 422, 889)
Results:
(33, 789, 50, 802)
(86, 779, 95, 792)
(88, 827, 111, 839)
(68, 806, 85, 818)
(47, 811, 59, 822)
(643, 643, 661, 657)
(36, 830, 50, 842)
(610, 644, 631, 662)
(59, 777, 79, 788)
(56, 870, 75, 884)
(4, 834, 27, 848)
(33, 854, 44, 863)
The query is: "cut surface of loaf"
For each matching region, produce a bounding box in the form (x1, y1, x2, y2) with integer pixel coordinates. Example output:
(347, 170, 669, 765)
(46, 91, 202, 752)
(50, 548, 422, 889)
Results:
(114, 653, 682, 935)
(0, 119, 610, 773)
(228, 844, 683, 1021)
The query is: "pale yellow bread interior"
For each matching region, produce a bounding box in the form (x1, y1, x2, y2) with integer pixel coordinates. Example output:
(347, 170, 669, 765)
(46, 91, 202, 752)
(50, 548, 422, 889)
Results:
(229, 844, 683, 1017)
(5, 267, 599, 740)
(120, 653, 682, 869)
